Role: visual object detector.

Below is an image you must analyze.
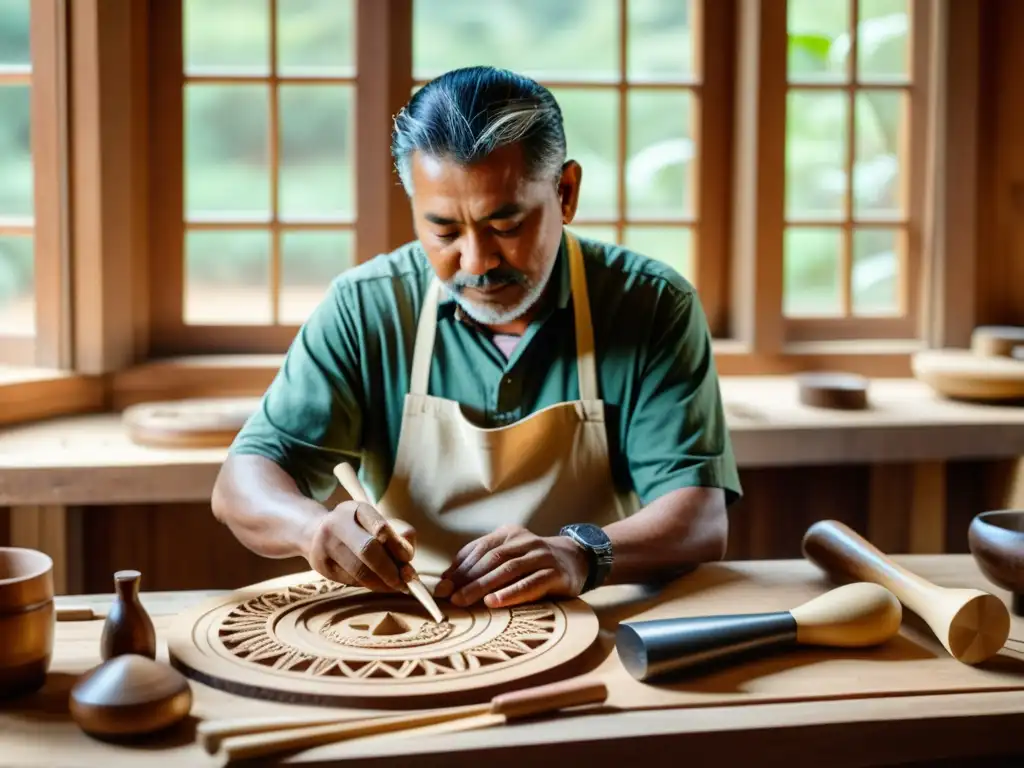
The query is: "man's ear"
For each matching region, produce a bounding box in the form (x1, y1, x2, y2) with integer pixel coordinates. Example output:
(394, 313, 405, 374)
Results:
(558, 160, 582, 224)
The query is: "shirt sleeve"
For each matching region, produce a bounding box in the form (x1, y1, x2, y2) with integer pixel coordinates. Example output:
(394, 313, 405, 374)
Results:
(228, 278, 365, 504)
(624, 283, 742, 508)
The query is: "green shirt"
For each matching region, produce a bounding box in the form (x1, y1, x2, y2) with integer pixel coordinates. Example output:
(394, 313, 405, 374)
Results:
(230, 232, 743, 511)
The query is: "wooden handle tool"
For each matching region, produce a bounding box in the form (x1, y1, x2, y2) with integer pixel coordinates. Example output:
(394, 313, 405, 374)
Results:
(332, 462, 446, 624)
(802, 519, 1011, 664)
(616, 582, 902, 681)
(209, 678, 608, 764)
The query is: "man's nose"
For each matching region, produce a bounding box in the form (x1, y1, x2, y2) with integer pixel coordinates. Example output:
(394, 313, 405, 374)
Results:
(459, 233, 500, 275)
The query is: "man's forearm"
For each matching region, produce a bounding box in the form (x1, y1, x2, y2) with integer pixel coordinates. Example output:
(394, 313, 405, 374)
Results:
(601, 486, 728, 585)
(211, 454, 329, 560)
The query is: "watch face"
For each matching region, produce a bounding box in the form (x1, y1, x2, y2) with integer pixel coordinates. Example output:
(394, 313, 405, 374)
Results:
(569, 523, 609, 549)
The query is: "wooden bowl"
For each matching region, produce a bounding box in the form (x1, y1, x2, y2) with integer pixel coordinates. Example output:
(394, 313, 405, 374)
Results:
(0, 547, 55, 698)
(968, 510, 1024, 616)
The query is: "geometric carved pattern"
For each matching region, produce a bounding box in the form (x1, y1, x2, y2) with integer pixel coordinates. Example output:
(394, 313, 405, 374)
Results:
(166, 571, 598, 708)
(217, 580, 559, 677)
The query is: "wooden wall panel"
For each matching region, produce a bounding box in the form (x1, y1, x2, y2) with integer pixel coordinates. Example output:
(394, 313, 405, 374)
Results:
(725, 465, 870, 560)
(976, 0, 1024, 327)
(81, 503, 306, 594)
(0, 459, 1007, 593)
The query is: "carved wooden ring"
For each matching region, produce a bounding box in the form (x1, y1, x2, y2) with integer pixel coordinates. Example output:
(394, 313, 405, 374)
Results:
(166, 572, 599, 708)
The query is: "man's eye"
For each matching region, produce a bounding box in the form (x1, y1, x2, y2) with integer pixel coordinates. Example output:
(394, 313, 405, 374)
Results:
(493, 222, 523, 237)
(436, 232, 458, 242)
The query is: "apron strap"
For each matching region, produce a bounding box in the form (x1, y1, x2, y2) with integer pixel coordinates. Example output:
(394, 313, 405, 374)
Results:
(408, 232, 598, 401)
(565, 233, 599, 402)
(410, 278, 443, 396)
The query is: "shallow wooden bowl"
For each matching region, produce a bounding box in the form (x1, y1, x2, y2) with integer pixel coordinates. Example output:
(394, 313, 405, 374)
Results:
(0, 547, 55, 698)
(968, 510, 1024, 616)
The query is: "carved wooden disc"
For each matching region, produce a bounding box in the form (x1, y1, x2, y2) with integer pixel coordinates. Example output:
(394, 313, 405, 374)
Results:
(166, 571, 599, 708)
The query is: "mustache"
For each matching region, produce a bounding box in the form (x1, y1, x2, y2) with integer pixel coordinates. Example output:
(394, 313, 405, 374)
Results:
(450, 268, 528, 290)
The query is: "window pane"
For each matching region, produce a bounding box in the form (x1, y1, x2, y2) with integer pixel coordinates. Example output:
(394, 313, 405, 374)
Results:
(857, 0, 909, 82)
(412, 0, 618, 82)
(784, 227, 843, 316)
(0, 85, 32, 217)
(279, 85, 354, 221)
(184, 0, 269, 76)
(627, 0, 694, 82)
(854, 90, 904, 219)
(0, 0, 31, 67)
(185, 230, 271, 324)
(627, 89, 694, 219)
(185, 84, 270, 220)
(787, 0, 850, 83)
(277, 0, 355, 77)
(550, 88, 618, 219)
(623, 226, 693, 283)
(566, 225, 618, 246)
(786, 90, 848, 221)
(0, 234, 32, 335)
(852, 227, 901, 316)
(280, 230, 353, 324)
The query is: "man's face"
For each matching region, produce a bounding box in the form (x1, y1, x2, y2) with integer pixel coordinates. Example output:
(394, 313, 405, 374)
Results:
(408, 144, 580, 327)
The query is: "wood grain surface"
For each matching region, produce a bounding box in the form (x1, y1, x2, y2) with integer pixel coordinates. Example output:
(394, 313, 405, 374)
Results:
(0, 556, 1022, 767)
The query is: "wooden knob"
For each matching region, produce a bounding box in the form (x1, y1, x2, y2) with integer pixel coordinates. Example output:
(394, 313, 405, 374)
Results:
(802, 520, 1010, 664)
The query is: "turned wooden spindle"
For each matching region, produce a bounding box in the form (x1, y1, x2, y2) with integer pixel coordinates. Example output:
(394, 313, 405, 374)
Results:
(802, 520, 1011, 665)
(100, 570, 157, 661)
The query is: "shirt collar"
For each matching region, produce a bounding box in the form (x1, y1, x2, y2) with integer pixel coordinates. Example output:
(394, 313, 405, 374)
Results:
(436, 230, 571, 321)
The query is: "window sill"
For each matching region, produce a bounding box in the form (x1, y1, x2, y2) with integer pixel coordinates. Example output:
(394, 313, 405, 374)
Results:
(0, 367, 105, 427)
(109, 341, 928, 408)
(3, 375, 1023, 507)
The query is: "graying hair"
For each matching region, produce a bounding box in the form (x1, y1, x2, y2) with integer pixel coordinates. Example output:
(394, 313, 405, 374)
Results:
(391, 66, 567, 194)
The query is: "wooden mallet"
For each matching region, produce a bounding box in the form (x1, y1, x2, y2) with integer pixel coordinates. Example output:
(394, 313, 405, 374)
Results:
(802, 519, 1011, 665)
(616, 581, 902, 682)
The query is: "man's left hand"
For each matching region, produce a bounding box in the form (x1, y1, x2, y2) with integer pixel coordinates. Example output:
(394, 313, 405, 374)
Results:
(433, 525, 588, 608)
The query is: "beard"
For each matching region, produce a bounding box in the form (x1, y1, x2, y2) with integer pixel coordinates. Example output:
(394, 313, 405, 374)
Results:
(441, 258, 556, 326)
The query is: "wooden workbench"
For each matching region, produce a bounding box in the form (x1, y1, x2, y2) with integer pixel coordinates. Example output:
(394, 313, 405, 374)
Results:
(1, 555, 1023, 767)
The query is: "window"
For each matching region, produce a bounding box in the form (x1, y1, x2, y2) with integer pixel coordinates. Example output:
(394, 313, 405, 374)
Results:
(150, 0, 359, 352)
(783, 0, 923, 341)
(0, 0, 65, 369)
(145, 0, 947, 375)
(0, 0, 34, 364)
(414, 0, 730, 331)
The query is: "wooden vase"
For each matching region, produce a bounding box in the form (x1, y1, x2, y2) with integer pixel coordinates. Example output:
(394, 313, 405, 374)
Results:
(100, 570, 156, 661)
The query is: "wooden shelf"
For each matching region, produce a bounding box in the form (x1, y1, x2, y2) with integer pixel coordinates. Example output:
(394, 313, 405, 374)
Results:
(1, 377, 1022, 506)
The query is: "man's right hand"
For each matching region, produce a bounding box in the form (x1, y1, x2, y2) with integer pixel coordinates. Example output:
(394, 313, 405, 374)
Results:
(307, 501, 417, 592)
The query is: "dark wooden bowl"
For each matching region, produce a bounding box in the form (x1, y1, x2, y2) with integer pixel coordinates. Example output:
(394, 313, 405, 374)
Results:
(968, 510, 1024, 616)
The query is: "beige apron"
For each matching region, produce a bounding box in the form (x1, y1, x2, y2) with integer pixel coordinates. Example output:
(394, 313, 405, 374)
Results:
(374, 232, 638, 576)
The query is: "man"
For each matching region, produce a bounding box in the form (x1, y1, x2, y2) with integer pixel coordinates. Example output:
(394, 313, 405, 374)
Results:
(211, 66, 742, 611)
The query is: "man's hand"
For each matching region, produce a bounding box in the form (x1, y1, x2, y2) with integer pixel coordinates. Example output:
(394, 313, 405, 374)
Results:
(433, 525, 588, 608)
(307, 501, 418, 592)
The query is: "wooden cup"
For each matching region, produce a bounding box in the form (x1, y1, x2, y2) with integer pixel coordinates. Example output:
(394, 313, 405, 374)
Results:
(0, 547, 55, 698)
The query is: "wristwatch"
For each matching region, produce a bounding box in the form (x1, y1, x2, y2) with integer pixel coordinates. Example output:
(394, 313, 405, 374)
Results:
(559, 523, 613, 593)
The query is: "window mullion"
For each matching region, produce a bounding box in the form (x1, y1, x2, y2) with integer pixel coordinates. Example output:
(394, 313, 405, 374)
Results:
(730, 0, 787, 353)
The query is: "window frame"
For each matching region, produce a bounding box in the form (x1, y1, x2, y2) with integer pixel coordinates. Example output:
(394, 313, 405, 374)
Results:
(0, 0, 70, 369)
(778, 0, 932, 344)
(64, 0, 976, 383)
